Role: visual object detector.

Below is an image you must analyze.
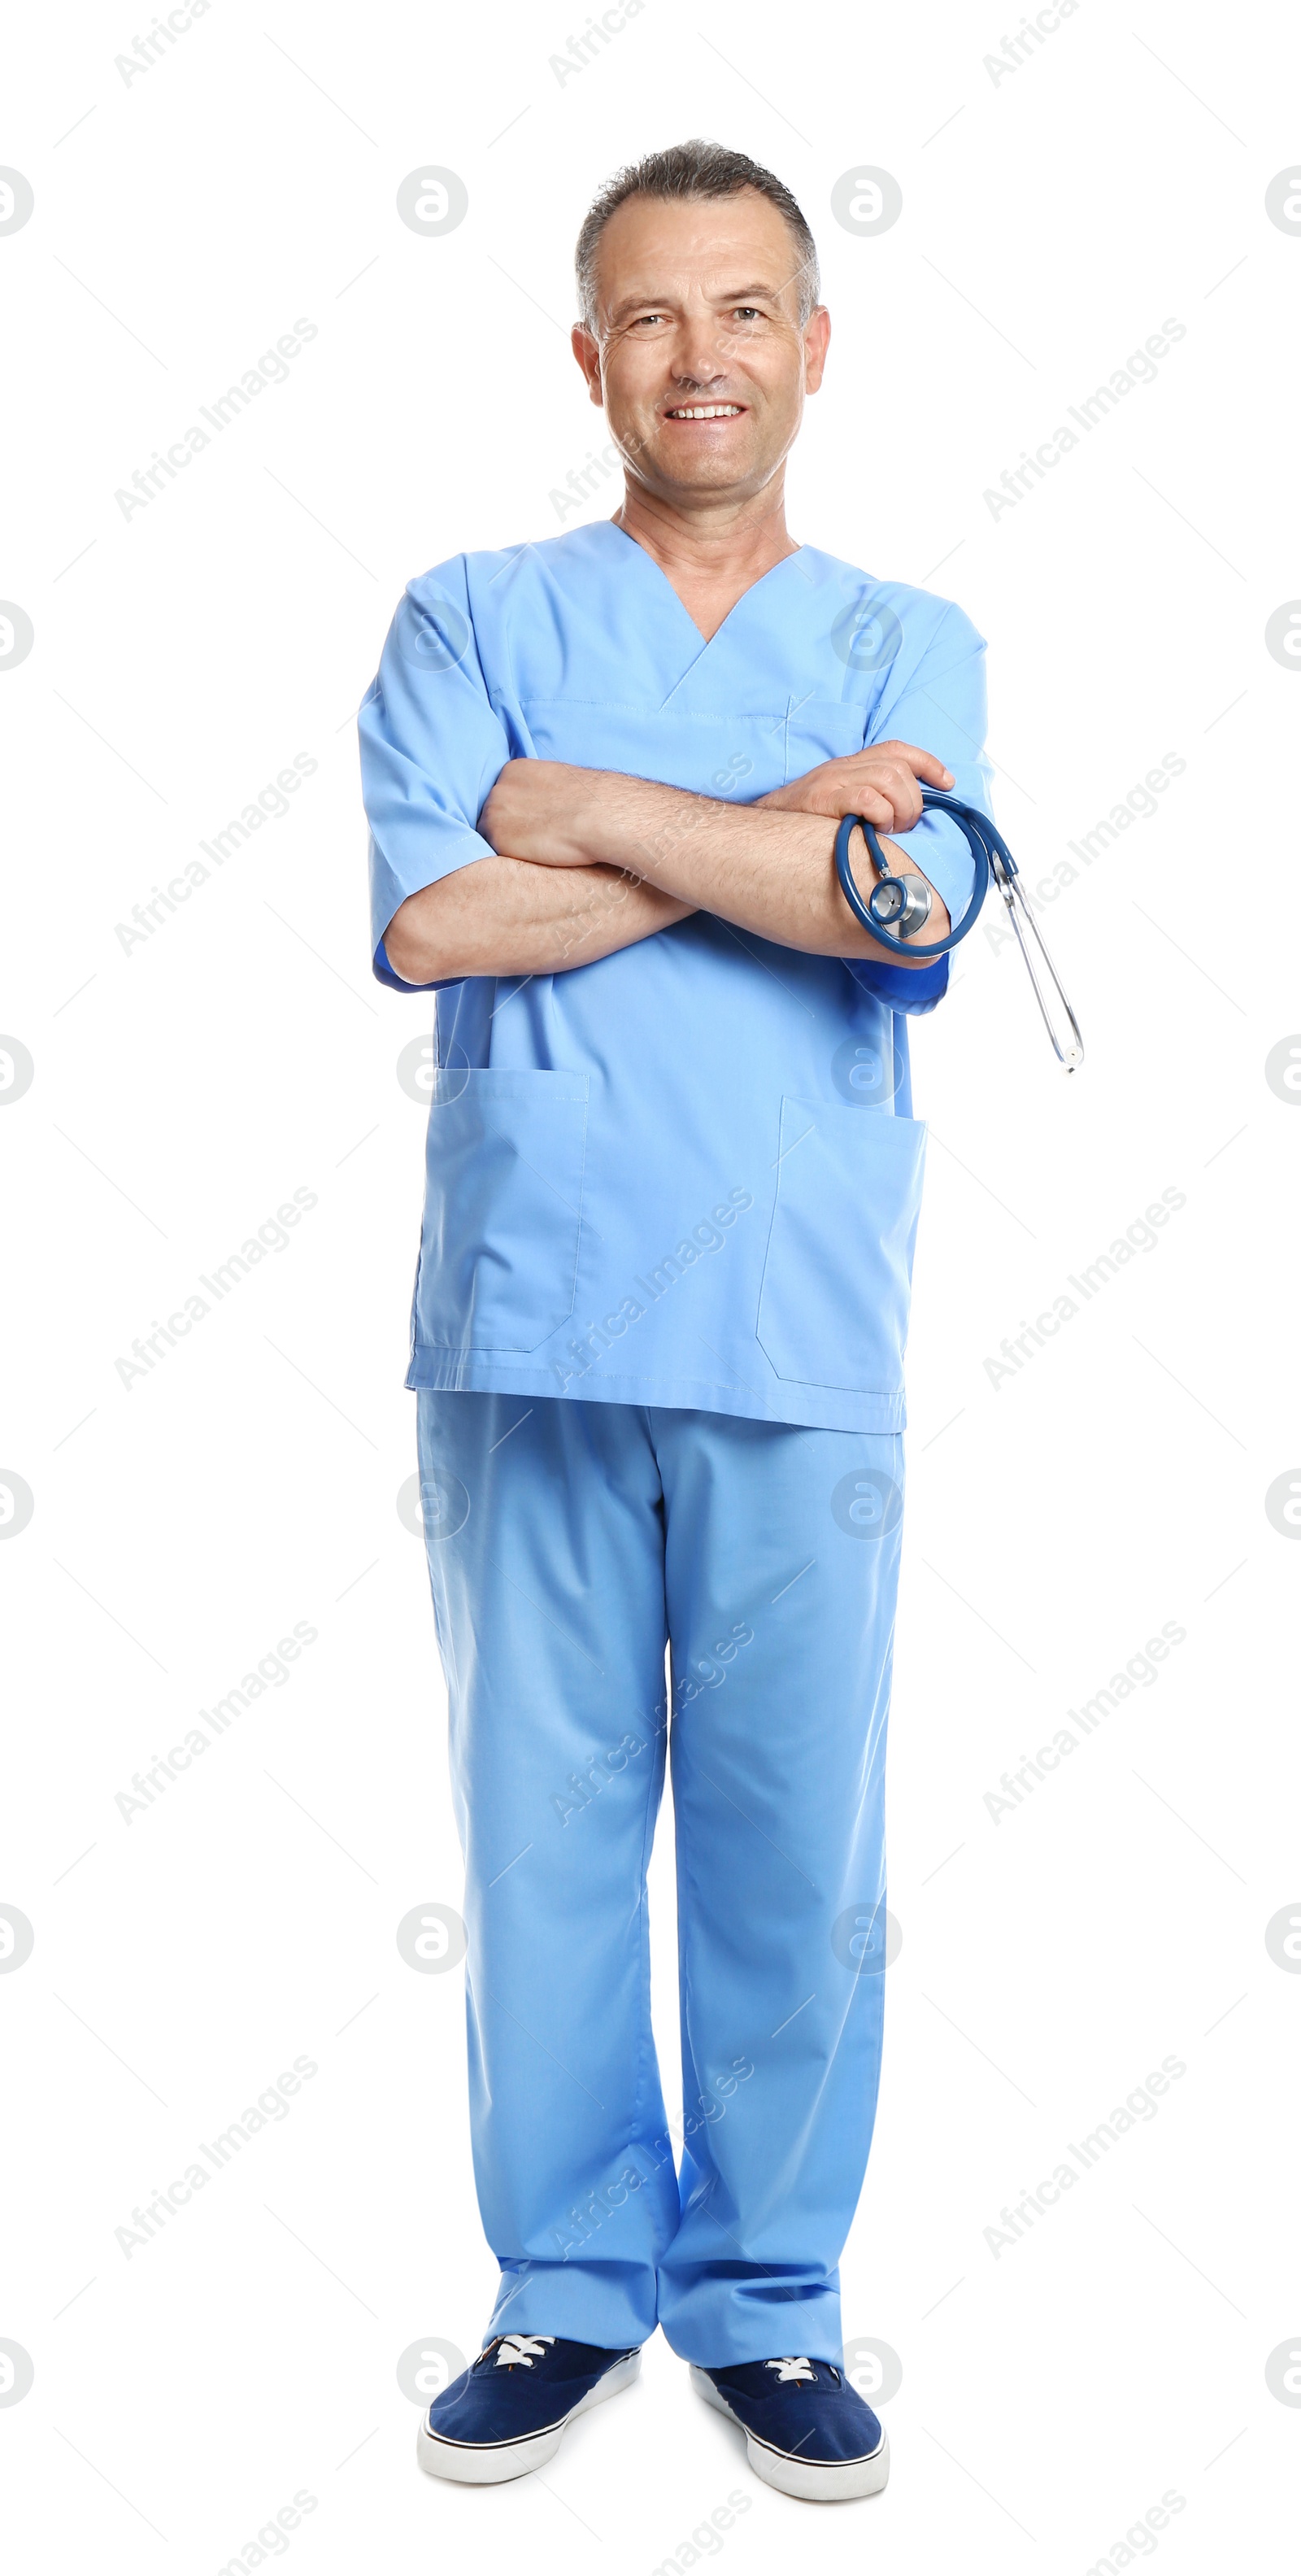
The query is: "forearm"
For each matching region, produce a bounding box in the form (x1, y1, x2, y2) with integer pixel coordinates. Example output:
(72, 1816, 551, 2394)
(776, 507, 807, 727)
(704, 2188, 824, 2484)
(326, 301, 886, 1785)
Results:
(485, 768, 949, 965)
(383, 854, 694, 984)
(621, 782, 873, 956)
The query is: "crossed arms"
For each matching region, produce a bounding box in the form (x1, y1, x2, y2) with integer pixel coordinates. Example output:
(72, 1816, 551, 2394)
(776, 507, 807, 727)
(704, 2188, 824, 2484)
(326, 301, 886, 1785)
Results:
(382, 740, 955, 987)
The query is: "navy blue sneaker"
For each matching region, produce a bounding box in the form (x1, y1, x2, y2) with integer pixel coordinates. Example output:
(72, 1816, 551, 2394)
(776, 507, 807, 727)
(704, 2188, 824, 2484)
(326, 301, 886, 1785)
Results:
(417, 2333, 642, 2483)
(691, 2354, 889, 2501)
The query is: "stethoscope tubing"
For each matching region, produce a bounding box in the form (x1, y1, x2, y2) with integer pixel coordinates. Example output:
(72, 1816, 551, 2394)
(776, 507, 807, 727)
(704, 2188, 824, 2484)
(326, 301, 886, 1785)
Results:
(833, 787, 1085, 1069)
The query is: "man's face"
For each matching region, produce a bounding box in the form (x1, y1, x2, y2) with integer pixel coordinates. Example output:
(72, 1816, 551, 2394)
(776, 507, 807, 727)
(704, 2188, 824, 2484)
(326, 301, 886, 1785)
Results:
(572, 189, 829, 509)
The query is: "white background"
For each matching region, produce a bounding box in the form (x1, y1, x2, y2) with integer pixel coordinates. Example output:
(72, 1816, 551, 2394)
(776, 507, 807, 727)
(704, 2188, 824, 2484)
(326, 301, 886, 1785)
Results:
(2, 0, 1299, 2569)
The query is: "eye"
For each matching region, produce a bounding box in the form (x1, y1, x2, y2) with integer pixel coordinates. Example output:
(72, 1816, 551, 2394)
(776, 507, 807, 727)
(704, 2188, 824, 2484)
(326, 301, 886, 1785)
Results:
(733, 306, 764, 321)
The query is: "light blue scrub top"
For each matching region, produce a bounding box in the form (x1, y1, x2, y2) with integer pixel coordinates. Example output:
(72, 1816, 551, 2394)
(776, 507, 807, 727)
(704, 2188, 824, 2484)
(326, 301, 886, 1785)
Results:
(359, 522, 991, 1434)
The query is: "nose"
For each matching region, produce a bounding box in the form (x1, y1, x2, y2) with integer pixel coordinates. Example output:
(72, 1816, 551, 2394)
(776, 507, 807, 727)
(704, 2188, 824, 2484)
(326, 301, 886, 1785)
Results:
(668, 312, 734, 390)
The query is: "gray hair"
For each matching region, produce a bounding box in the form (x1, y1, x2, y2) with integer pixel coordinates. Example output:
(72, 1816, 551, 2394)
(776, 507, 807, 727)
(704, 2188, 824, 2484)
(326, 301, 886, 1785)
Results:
(575, 139, 820, 332)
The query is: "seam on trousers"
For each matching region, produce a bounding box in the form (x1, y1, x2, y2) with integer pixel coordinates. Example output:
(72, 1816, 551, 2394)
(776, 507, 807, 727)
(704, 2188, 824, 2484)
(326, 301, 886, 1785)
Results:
(629, 1614, 670, 2210)
(665, 1701, 713, 2223)
(418, 1411, 461, 1704)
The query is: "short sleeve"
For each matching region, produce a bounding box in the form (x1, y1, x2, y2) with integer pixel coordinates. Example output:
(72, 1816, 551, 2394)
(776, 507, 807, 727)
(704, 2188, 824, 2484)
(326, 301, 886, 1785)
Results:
(846, 602, 994, 1018)
(358, 559, 512, 992)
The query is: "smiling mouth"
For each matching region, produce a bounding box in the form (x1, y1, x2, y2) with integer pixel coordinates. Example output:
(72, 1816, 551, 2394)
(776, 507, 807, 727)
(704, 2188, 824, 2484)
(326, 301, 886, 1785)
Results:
(664, 403, 745, 420)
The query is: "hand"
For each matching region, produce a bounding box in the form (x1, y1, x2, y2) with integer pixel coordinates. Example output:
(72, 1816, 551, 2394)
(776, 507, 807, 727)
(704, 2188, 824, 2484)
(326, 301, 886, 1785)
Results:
(759, 739, 953, 831)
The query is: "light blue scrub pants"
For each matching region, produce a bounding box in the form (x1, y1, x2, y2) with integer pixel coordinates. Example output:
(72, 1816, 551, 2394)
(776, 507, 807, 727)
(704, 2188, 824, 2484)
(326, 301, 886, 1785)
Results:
(416, 1392, 903, 2367)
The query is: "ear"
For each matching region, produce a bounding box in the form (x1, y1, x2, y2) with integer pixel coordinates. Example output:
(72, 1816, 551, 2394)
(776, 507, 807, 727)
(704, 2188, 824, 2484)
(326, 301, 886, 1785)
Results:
(571, 324, 604, 406)
(803, 305, 831, 395)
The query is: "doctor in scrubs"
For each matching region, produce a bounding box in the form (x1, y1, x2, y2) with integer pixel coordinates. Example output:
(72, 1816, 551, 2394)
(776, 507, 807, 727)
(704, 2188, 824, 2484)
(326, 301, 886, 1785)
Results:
(359, 140, 990, 2505)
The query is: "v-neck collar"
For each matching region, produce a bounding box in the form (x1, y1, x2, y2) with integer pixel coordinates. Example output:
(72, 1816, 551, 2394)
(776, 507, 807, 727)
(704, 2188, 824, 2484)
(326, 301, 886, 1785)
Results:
(603, 517, 807, 666)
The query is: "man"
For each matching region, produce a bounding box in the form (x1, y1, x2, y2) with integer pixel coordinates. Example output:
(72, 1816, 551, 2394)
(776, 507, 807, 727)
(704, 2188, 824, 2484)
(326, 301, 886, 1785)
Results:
(359, 140, 991, 2505)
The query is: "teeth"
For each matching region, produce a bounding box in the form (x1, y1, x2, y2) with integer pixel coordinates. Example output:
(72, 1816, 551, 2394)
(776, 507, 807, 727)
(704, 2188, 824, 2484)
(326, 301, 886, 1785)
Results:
(668, 403, 742, 418)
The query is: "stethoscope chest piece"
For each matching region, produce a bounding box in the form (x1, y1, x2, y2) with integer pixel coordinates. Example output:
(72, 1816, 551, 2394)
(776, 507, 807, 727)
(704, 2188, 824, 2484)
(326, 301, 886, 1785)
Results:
(867, 870, 933, 939)
(834, 788, 1085, 1071)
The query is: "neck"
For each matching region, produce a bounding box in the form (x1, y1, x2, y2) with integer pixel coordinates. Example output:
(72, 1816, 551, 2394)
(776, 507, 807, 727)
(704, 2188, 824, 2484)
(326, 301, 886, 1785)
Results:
(611, 477, 798, 589)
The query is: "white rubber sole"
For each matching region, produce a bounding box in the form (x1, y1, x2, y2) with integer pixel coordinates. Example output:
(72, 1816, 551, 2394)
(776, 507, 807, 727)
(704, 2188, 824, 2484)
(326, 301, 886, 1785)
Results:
(416, 2350, 641, 2485)
(690, 2366, 890, 2503)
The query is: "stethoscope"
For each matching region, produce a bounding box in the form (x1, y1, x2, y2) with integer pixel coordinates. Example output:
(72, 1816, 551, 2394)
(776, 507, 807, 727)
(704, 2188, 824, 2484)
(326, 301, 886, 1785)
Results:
(833, 788, 1085, 1070)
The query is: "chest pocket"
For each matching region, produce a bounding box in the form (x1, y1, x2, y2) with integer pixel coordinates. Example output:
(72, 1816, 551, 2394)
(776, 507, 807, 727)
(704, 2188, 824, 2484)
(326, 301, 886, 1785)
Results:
(756, 1097, 927, 1394)
(779, 699, 869, 778)
(416, 1069, 588, 1352)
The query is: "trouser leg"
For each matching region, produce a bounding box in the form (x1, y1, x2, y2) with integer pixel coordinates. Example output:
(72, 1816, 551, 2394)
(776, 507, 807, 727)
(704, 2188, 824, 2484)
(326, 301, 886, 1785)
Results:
(650, 1409, 903, 2365)
(415, 1391, 679, 2347)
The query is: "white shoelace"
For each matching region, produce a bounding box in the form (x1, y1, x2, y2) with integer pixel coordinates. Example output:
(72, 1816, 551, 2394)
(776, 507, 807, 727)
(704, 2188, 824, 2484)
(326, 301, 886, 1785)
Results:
(766, 2356, 817, 2385)
(493, 2334, 555, 2369)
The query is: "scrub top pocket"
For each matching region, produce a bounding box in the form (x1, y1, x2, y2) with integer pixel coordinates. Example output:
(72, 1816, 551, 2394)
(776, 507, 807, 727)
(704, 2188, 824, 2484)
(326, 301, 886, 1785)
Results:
(756, 1096, 927, 1396)
(416, 1069, 589, 1352)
